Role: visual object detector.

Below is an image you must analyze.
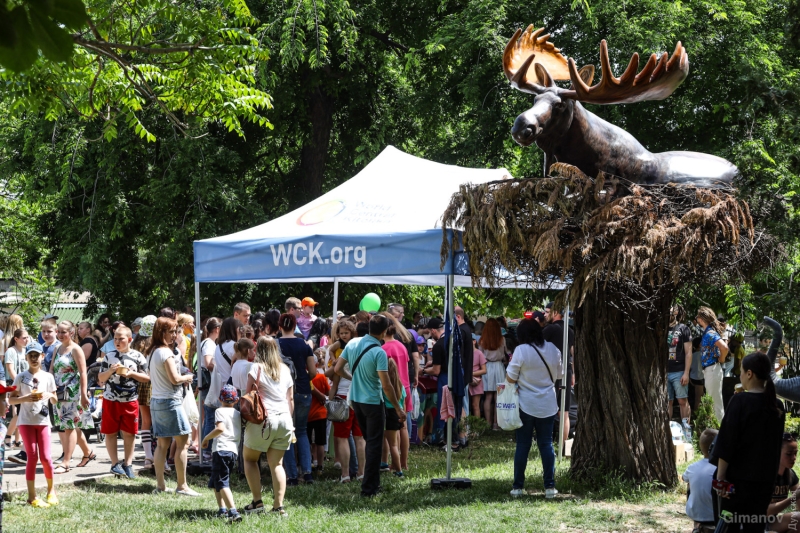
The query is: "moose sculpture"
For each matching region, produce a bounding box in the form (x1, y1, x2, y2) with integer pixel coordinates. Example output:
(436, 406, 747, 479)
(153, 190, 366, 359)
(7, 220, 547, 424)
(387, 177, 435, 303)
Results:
(504, 26, 737, 186)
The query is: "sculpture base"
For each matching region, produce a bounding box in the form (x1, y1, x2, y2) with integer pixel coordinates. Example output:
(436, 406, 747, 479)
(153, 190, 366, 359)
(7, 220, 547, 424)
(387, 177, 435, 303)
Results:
(430, 477, 472, 490)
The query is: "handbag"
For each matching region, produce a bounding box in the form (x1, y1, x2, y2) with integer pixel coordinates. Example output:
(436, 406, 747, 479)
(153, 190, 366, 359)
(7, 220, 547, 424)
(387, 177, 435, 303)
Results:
(56, 385, 68, 402)
(239, 366, 267, 424)
(326, 397, 350, 422)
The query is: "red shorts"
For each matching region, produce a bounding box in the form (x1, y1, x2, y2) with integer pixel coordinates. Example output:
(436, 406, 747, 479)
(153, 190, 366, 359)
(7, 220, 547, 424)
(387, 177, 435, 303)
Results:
(332, 397, 362, 439)
(101, 399, 139, 435)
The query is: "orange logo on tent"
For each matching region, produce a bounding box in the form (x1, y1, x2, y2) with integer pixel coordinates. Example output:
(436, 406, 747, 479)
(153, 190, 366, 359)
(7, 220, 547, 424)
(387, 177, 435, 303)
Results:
(297, 200, 346, 226)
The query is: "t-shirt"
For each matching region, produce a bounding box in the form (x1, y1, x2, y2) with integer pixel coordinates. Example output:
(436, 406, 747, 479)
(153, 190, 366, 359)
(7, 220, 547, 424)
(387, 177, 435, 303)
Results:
(431, 337, 448, 377)
(100, 349, 147, 402)
(13, 370, 56, 426)
(199, 338, 216, 369)
(248, 363, 294, 416)
(690, 350, 704, 381)
(296, 313, 316, 340)
(682, 457, 716, 522)
(383, 339, 412, 411)
(148, 347, 182, 401)
(80, 337, 100, 367)
(3, 346, 28, 383)
(101, 339, 115, 355)
(507, 341, 563, 418)
(341, 336, 388, 406)
(384, 385, 407, 410)
(772, 468, 800, 503)
(472, 349, 487, 378)
(713, 391, 784, 483)
(212, 407, 241, 454)
(308, 373, 330, 422)
(700, 326, 722, 369)
(43, 341, 61, 373)
(213, 341, 235, 385)
(230, 360, 253, 392)
(667, 323, 692, 373)
(278, 337, 314, 394)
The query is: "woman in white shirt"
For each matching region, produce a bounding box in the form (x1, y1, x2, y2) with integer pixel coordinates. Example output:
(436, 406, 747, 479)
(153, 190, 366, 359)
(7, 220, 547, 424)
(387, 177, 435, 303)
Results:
(242, 336, 294, 517)
(198, 317, 220, 455)
(146, 317, 198, 496)
(506, 318, 562, 499)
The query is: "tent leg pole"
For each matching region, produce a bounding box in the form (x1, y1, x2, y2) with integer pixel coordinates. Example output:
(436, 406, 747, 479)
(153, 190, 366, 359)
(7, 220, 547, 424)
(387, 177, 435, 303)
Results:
(195, 281, 203, 466)
(558, 289, 570, 461)
(446, 274, 455, 480)
(332, 277, 339, 325)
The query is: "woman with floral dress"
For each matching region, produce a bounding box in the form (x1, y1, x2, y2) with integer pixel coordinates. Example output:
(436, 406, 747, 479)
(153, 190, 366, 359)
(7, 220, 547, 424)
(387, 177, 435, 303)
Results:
(52, 321, 95, 473)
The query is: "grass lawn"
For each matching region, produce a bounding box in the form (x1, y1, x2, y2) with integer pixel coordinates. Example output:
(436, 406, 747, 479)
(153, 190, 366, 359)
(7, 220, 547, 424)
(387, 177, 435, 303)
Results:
(6, 432, 693, 532)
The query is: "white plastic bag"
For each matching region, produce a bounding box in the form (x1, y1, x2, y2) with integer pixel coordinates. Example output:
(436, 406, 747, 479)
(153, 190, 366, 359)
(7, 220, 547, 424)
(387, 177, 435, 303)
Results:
(183, 384, 200, 426)
(411, 387, 421, 419)
(204, 368, 221, 409)
(496, 381, 522, 431)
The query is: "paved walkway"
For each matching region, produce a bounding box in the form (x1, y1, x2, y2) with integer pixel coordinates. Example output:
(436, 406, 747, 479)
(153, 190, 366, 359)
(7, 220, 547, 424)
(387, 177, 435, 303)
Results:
(3, 431, 190, 493)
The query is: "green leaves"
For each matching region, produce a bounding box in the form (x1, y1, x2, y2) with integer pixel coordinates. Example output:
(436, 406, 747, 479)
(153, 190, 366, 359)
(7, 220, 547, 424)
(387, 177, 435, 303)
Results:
(0, 0, 87, 71)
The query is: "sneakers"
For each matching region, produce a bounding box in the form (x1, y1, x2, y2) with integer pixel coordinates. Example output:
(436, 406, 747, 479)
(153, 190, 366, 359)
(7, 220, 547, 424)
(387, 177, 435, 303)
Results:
(302, 473, 314, 484)
(379, 462, 390, 472)
(175, 487, 201, 497)
(681, 418, 693, 443)
(392, 471, 405, 478)
(45, 493, 59, 506)
(28, 498, 50, 508)
(216, 509, 229, 519)
(110, 462, 126, 477)
(510, 489, 525, 497)
(228, 510, 242, 523)
(287, 478, 299, 486)
(122, 463, 135, 479)
(8, 450, 27, 465)
(545, 488, 559, 499)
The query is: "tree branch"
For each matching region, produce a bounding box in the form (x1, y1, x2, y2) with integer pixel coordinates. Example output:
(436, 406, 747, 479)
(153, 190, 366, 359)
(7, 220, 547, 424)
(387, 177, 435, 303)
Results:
(366, 29, 409, 53)
(73, 35, 218, 55)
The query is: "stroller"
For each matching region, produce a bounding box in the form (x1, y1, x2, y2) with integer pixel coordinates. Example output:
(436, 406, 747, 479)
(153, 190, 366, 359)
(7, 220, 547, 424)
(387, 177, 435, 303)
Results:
(82, 362, 105, 443)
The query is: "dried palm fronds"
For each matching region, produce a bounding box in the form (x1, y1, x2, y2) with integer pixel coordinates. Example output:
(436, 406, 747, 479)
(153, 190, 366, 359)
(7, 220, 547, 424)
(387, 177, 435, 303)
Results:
(441, 164, 781, 309)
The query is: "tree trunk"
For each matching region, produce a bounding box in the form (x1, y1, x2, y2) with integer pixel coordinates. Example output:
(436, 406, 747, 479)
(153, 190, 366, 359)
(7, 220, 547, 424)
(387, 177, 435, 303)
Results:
(570, 285, 678, 487)
(297, 84, 334, 203)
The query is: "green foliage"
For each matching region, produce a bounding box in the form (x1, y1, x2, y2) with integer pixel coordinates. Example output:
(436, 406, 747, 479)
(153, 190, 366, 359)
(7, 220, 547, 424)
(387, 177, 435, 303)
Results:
(693, 394, 720, 439)
(1, 0, 273, 140)
(0, 0, 87, 71)
(785, 415, 800, 436)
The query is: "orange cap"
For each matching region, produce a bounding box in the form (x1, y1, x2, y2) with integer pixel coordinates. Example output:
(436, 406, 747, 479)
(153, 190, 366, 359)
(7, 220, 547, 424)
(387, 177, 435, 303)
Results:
(301, 297, 318, 307)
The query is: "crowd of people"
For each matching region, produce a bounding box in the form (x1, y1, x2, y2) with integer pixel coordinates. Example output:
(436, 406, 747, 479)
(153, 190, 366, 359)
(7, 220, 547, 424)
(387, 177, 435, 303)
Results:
(0, 297, 577, 519)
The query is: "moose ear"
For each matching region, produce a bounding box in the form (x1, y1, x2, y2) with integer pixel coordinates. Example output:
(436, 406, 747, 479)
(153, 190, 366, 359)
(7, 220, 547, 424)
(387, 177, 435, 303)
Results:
(534, 63, 556, 88)
(578, 65, 595, 86)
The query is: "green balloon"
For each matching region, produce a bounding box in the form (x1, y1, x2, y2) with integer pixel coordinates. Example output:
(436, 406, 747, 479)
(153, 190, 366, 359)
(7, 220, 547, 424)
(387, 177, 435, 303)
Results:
(360, 293, 381, 312)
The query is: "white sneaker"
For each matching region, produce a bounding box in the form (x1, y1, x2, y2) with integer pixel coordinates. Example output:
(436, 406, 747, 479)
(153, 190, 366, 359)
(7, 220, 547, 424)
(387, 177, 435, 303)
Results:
(175, 488, 201, 497)
(545, 488, 559, 499)
(510, 489, 525, 497)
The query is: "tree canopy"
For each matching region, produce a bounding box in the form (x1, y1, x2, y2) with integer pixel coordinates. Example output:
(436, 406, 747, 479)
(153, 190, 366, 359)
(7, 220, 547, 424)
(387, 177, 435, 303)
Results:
(0, 0, 798, 326)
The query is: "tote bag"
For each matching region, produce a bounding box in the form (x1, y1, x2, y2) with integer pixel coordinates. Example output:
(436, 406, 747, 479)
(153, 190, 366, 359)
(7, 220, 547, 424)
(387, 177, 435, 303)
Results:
(496, 381, 523, 430)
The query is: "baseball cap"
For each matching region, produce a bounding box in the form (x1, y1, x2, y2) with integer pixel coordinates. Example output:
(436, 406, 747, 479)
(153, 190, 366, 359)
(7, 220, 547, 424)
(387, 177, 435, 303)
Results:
(42, 314, 59, 321)
(140, 315, 157, 337)
(132, 317, 144, 327)
(336, 311, 345, 319)
(411, 331, 424, 344)
(26, 342, 44, 355)
(472, 333, 481, 341)
(427, 317, 444, 330)
(302, 297, 318, 308)
(532, 311, 545, 322)
(219, 384, 239, 404)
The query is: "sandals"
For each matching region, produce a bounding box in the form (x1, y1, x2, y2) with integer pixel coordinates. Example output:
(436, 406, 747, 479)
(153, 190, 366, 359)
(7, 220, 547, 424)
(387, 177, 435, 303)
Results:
(244, 500, 264, 514)
(271, 506, 288, 518)
(53, 464, 71, 474)
(77, 451, 96, 467)
(339, 476, 351, 484)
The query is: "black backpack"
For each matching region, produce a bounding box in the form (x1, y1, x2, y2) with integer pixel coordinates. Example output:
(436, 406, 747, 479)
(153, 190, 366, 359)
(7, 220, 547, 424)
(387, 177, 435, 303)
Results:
(276, 340, 298, 382)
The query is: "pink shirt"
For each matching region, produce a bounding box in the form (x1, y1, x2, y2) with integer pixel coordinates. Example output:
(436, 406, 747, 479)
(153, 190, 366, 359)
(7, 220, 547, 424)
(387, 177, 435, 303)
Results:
(296, 313, 316, 339)
(383, 339, 412, 411)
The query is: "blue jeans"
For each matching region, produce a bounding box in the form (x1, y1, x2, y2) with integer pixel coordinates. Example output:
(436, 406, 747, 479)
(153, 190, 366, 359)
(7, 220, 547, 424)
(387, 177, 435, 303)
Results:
(283, 393, 312, 479)
(514, 410, 556, 490)
(200, 390, 217, 449)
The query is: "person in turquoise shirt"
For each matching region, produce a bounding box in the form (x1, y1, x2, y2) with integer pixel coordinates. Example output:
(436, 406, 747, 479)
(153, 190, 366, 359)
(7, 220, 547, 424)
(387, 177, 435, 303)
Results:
(334, 315, 404, 497)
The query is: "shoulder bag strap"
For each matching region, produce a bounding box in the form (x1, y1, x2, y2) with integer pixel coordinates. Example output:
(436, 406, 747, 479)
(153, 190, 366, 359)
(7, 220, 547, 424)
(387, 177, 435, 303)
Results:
(350, 342, 376, 378)
(219, 343, 232, 366)
(530, 343, 554, 384)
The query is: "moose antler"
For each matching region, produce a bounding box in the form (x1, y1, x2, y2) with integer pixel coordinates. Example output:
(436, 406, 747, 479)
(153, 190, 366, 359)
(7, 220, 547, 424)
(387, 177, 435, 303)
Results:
(565, 40, 689, 104)
(503, 25, 570, 93)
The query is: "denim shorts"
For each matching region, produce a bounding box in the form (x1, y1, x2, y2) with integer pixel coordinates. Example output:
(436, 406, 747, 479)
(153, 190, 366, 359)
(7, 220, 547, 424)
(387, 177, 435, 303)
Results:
(208, 450, 236, 491)
(666, 371, 689, 401)
(150, 397, 191, 438)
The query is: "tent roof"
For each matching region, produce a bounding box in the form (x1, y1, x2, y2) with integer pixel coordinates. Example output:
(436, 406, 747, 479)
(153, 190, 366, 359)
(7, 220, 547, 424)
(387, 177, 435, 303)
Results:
(194, 146, 516, 285)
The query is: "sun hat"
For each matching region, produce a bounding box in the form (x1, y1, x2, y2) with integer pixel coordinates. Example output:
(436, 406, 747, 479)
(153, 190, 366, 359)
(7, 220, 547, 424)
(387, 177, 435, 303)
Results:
(139, 315, 157, 337)
(132, 317, 144, 327)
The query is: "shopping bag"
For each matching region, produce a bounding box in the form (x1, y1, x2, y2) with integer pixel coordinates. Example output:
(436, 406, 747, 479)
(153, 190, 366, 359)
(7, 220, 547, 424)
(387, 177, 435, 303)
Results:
(183, 384, 200, 425)
(411, 387, 421, 420)
(496, 381, 522, 431)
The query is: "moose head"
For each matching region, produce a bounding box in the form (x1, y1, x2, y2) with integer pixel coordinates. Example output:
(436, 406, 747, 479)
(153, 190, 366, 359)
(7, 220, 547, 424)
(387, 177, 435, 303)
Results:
(504, 26, 736, 187)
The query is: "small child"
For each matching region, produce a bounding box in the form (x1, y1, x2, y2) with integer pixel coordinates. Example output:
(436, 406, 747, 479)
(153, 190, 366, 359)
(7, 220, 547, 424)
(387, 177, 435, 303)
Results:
(9, 343, 58, 508)
(682, 428, 718, 531)
(308, 349, 330, 472)
(202, 385, 242, 523)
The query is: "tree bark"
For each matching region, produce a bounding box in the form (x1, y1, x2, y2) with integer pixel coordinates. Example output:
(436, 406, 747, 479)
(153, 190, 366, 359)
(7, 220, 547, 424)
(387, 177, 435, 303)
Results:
(297, 84, 334, 203)
(570, 285, 678, 487)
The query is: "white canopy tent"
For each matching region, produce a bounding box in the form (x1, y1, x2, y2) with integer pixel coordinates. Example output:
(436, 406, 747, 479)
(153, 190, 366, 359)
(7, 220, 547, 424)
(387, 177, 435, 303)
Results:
(192, 146, 571, 474)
